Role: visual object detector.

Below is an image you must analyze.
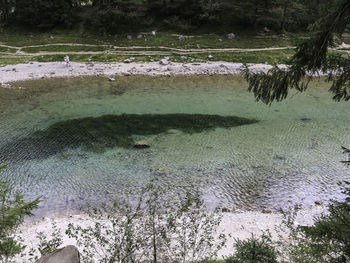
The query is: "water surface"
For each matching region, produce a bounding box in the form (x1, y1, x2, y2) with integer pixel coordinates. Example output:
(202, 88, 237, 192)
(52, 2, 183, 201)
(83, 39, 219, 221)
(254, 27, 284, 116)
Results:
(0, 76, 349, 216)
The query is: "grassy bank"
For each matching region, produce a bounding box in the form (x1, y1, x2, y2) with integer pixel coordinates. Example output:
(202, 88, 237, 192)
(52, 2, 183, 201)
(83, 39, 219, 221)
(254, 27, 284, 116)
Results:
(0, 29, 348, 65)
(0, 29, 300, 65)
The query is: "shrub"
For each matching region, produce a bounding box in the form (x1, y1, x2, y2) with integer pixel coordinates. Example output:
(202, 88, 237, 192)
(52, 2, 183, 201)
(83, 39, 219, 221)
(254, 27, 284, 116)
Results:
(225, 234, 278, 263)
(66, 178, 227, 262)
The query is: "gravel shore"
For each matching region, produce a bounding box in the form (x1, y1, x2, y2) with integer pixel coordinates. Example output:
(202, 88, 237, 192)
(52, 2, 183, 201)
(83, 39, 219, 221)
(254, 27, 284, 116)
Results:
(0, 61, 277, 84)
(15, 206, 326, 262)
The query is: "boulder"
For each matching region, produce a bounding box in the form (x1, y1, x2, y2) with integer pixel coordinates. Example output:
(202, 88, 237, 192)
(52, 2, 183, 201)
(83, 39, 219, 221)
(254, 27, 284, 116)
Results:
(36, 245, 80, 263)
(263, 27, 271, 33)
(151, 31, 156, 36)
(127, 35, 132, 40)
(208, 54, 213, 59)
(227, 33, 235, 40)
(133, 140, 150, 149)
(159, 57, 170, 65)
(178, 35, 185, 41)
(123, 57, 135, 63)
(137, 34, 143, 39)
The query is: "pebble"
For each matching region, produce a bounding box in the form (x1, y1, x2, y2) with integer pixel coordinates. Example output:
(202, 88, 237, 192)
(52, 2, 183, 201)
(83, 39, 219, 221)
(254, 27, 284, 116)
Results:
(315, 200, 323, 206)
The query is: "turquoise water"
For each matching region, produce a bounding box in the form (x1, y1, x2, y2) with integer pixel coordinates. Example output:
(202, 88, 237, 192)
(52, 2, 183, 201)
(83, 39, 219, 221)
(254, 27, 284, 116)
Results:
(0, 76, 349, 216)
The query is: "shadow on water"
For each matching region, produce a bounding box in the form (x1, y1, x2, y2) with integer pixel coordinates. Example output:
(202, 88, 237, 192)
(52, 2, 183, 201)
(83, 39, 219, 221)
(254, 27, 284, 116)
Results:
(0, 114, 258, 164)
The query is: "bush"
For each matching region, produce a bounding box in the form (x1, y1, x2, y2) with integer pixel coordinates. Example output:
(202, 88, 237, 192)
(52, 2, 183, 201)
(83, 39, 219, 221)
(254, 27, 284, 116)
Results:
(66, 178, 227, 262)
(225, 234, 278, 263)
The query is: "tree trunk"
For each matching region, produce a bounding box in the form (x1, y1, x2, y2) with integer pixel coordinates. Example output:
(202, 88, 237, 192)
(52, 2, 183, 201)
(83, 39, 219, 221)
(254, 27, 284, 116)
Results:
(281, 0, 291, 32)
(0, 0, 9, 25)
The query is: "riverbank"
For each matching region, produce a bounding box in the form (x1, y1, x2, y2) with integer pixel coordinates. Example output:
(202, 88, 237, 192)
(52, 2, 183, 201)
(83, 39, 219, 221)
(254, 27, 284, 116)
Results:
(16, 205, 326, 262)
(0, 61, 277, 84)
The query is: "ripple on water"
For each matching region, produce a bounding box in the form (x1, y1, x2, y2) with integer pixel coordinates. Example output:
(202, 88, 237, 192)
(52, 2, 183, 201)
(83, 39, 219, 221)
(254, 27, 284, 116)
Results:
(0, 75, 349, 216)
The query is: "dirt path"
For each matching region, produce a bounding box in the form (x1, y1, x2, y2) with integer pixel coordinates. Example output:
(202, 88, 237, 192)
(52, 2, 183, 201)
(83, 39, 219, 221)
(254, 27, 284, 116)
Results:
(0, 42, 347, 60)
(0, 43, 296, 57)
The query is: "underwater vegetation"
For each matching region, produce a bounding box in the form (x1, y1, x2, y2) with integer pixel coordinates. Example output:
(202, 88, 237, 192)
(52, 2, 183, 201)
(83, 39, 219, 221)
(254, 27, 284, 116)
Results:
(0, 113, 258, 163)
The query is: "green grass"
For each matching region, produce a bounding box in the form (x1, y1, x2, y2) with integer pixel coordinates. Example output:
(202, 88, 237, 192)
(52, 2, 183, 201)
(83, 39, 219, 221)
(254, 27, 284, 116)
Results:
(0, 28, 304, 65)
(21, 45, 109, 53)
(0, 48, 296, 65)
(0, 46, 18, 53)
(0, 28, 304, 48)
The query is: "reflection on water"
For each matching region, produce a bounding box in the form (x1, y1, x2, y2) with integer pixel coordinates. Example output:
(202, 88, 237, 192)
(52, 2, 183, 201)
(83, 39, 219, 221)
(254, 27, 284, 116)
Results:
(0, 75, 349, 217)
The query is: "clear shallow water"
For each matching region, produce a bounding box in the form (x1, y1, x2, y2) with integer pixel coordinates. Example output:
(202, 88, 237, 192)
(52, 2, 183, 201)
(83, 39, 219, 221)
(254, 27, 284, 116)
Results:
(0, 75, 349, 217)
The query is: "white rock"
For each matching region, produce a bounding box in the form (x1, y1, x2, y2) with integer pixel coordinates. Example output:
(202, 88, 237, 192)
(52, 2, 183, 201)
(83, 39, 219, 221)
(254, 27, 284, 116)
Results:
(159, 57, 170, 65)
(263, 27, 271, 33)
(123, 57, 135, 63)
(227, 33, 235, 40)
(151, 31, 156, 36)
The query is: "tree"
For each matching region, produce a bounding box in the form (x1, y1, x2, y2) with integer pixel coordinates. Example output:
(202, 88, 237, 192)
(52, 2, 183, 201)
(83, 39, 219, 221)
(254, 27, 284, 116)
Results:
(0, 164, 41, 263)
(244, 0, 350, 105)
(242, 2, 350, 261)
(11, 0, 74, 28)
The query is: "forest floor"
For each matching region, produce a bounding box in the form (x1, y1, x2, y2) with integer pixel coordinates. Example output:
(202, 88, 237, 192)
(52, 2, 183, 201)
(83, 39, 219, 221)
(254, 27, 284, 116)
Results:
(1, 29, 349, 66)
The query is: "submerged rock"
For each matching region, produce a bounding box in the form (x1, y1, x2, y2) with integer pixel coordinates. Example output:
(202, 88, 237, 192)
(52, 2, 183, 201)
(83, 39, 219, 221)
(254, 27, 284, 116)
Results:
(133, 140, 150, 149)
(37, 245, 80, 263)
(221, 207, 231, 213)
(262, 208, 272, 214)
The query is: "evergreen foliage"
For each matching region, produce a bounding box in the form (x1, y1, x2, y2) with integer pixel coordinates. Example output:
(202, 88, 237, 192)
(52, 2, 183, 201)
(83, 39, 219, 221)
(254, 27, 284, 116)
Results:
(0, 164, 40, 263)
(10, 0, 75, 28)
(0, 0, 343, 32)
(225, 234, 278, 263)
(244, 0, 350, 105)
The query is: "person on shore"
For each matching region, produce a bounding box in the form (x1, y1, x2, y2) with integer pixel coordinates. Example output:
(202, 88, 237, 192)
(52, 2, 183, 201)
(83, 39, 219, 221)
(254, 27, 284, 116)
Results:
(64, 55, 70, 67)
